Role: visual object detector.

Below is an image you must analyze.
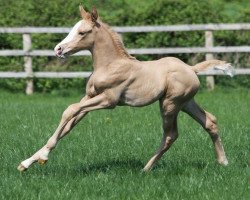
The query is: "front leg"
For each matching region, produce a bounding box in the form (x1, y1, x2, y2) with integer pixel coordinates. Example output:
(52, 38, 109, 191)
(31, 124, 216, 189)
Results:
(17, 92, 115, 171)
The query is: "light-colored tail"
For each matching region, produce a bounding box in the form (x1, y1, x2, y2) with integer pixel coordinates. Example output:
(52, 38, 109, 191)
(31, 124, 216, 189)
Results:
(191, 60, 235, 77)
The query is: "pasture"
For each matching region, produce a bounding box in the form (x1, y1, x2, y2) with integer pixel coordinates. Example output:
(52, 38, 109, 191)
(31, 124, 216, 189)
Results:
(0, 88, 249, 199)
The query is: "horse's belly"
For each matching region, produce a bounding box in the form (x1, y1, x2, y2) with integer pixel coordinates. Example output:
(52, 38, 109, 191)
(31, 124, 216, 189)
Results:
(120, 82, 164, 107)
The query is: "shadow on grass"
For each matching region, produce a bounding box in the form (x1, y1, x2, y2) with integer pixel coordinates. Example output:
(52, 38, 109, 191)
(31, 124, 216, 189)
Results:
(154, 159, 210, 173)
(38, 158, 145, 176)
(73, 159, 144, 174)
(39, 157, 211, 177)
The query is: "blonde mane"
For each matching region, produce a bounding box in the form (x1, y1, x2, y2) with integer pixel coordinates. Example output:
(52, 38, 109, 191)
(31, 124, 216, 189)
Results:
(100, 22, 136, 60)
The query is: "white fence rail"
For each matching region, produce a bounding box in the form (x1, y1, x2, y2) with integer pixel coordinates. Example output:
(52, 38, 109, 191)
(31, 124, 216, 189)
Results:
(0, 23, 250, 93)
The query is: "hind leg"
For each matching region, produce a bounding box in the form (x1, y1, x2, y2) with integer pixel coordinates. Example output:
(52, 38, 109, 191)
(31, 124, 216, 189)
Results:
(143, 99, 180, 171)
(182, 99, 228, 165)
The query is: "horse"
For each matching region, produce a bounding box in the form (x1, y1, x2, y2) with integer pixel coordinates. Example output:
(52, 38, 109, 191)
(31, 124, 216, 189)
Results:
(18, 5, 232, 172)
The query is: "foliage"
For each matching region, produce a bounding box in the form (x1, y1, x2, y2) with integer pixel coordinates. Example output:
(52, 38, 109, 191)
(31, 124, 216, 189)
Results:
(0, 0, 249, 93)
(0, 88, 249, 199)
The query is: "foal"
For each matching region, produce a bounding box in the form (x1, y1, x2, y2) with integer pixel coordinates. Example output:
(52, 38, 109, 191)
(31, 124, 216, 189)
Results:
(18, 6, 231, 172)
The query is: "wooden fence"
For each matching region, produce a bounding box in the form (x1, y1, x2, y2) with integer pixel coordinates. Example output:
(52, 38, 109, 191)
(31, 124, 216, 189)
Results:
(0, 23, 250, 94)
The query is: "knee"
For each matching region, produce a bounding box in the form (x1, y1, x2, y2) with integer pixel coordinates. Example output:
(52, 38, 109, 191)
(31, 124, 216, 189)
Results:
(204, 114, 218, 135)
(163, 134, 178, 151)
(62, 104, 79, 121)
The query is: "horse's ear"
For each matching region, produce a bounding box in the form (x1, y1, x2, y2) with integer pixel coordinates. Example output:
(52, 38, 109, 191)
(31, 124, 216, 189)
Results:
(91, 6, 98, 22)
(79, 4, 87, 19)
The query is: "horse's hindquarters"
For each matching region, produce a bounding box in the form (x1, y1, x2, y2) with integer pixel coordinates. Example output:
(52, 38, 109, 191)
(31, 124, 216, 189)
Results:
(166, 69, 200, 103)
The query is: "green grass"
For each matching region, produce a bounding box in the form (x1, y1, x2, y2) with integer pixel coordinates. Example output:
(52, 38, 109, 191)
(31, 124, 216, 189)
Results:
(0, 88, 249, 200)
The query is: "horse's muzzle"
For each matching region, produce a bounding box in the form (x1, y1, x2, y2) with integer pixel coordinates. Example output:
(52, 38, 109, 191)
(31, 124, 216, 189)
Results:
(54, 45, 65, 58)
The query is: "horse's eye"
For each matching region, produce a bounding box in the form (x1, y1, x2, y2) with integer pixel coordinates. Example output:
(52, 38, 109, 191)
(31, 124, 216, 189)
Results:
(79, 32, 86, 36)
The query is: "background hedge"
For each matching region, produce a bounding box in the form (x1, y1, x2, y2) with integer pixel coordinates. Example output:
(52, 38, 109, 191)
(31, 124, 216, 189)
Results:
(0, 0, 249, 94)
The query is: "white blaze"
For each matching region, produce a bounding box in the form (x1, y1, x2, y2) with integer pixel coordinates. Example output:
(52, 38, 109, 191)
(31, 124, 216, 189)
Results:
(59, 20, 82, 46)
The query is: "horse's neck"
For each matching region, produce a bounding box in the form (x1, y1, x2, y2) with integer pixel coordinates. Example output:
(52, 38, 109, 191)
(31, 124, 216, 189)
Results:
(91, 26, 127, 70)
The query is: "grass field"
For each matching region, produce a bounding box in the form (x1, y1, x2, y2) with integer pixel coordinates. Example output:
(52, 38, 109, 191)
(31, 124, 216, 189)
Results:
(0, 88, 249, 200)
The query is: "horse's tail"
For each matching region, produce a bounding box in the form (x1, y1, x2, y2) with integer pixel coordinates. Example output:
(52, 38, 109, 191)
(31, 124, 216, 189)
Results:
(191, 60, 235, 77)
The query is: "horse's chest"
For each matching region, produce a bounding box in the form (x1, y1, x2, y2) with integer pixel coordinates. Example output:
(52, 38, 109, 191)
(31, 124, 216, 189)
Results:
(88, 71, 125, 94)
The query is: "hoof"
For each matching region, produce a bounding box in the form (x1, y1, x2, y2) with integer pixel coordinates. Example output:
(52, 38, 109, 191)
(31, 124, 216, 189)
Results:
(142, 166, 151, 172)
(38, 159, 47, 165)
(142, 169, 149, 173)
(218, 158, 229, 166)
(17, 164, 27, 172)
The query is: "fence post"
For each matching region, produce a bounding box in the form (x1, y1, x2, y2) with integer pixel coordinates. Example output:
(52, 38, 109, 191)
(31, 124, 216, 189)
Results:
(205, 31, 215, 90)
(23, 33, 33, 95)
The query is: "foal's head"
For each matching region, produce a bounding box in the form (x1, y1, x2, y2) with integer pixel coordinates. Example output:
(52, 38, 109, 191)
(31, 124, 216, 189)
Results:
(54, 5, 99, 58)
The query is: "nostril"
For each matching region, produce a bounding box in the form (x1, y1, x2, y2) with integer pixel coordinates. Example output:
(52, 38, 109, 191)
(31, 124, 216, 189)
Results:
(56, 46, 63, 55)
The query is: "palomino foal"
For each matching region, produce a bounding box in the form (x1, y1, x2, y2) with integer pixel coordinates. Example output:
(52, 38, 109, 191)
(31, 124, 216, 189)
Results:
(18, 6, 231, 172)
